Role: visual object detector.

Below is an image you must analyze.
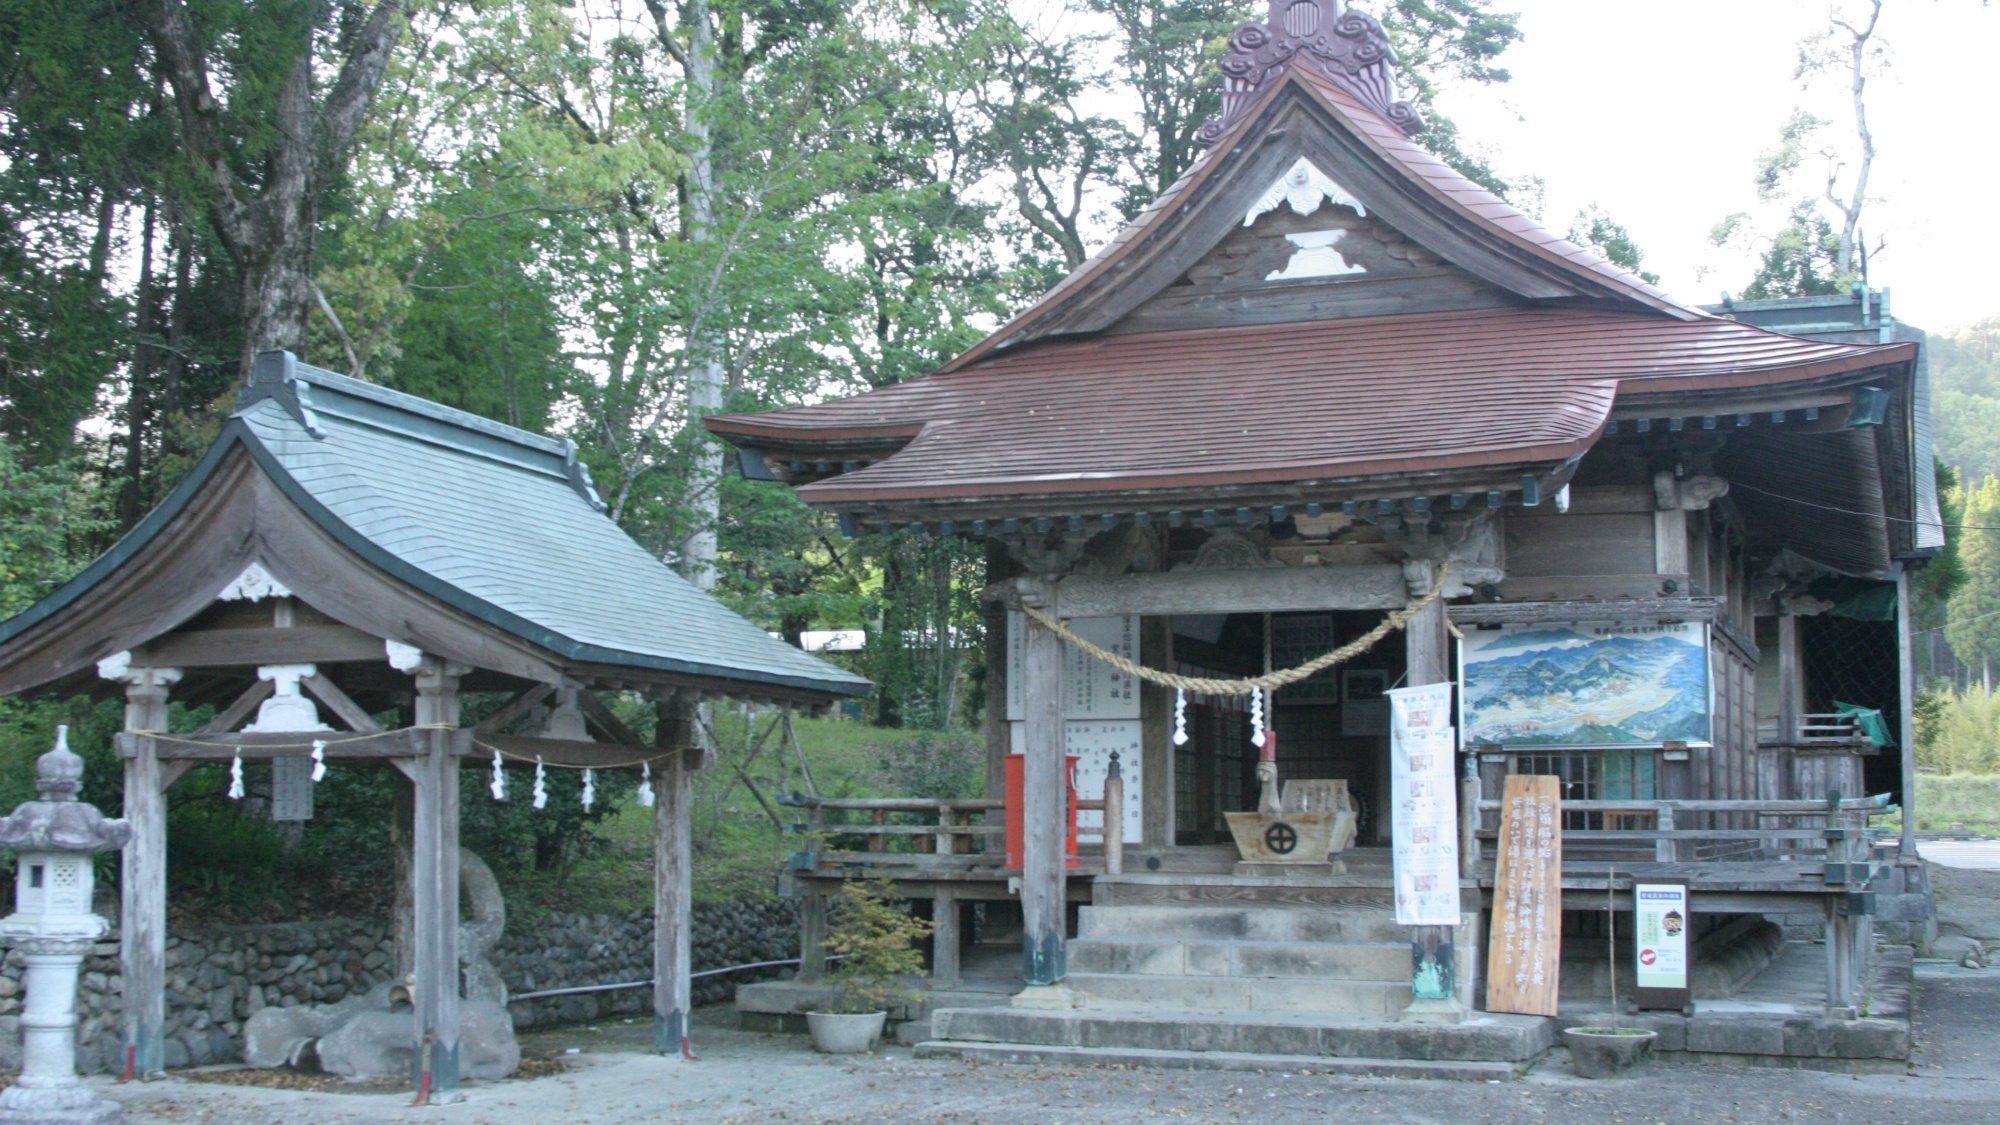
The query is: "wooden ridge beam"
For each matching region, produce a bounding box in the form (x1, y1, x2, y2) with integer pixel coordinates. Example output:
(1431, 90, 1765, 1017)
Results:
(134, 624, 385, 668)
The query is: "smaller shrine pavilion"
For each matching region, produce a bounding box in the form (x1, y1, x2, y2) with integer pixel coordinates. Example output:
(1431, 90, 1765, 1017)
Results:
(0, 352, 868, 1096)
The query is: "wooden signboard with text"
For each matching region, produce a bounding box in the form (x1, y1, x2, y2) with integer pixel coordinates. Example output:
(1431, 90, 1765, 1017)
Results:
(1485, 775, 1563, 1016)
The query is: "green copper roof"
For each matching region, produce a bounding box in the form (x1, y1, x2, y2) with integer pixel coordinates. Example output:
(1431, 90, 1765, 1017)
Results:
(2, 352, 869, 699)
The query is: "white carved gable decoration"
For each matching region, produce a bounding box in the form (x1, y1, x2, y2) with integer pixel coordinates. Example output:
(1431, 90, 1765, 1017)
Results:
(1244, 156, 1368, 227)
(243, 664, 333, 733)
(217, 561, 293, 602)
(1267, 230, 1366, 281)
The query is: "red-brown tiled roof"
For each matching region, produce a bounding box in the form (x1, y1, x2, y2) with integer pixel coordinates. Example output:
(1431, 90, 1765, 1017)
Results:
(708, 308, 1915, 508)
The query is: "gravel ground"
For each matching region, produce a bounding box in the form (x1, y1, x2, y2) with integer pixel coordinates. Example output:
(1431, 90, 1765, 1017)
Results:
(92, 971, 2000, 1125)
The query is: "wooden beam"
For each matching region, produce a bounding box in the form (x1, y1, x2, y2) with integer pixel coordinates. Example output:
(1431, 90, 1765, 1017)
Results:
(193, 680, 273, 736)
(302, 673, 384, 733)
(118, 730, 432, 760)
(1055, 564, 1405, 618)
(578, 689, 644, 746)
(134, 624, 386, 668)
(1449, 597, 1726, 628)
(472, 683, 555, 736)
(475, 733, 655, 769)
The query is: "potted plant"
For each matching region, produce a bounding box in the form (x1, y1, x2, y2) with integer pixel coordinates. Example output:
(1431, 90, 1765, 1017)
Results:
(806, 879, 933, 1054)
(1566, 867, 1659, 1078)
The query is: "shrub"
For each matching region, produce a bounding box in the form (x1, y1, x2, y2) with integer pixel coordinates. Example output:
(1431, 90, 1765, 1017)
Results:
(820, 879, 932, 1014)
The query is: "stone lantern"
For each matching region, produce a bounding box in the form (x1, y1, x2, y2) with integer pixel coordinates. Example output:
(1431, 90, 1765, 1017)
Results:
(0, 727, 131, 1125)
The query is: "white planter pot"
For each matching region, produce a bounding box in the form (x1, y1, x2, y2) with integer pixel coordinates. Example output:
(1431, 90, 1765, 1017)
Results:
(807, 1010, 887, 1054)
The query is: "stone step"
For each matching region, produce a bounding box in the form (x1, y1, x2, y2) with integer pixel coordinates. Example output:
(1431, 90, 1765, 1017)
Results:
(929, 1005, 1554, 1063)
(1063, 972, 1416, 1015)
(913, 1040, 1531, 1081)
(1069, 938, 1434, 982)
(1078, 905, 1426, 945)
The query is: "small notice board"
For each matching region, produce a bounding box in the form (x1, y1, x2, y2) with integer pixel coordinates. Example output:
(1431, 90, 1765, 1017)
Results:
(1485, 774, 1562, 1016)
(1633, 879, 1692, 1012)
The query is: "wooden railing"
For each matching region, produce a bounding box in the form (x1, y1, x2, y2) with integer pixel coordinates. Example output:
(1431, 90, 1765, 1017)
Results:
(778, 766, 1128, 872)
(1471, 795, 1899, 864)
(1757, 712, 1874, 746)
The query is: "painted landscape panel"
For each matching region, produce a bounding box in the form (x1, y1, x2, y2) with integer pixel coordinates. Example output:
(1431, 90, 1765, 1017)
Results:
(1459, 622, 1711, 748)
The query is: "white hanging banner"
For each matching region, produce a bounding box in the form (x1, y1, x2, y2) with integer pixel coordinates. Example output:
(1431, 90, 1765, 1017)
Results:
(1388, 682, 1460, 926)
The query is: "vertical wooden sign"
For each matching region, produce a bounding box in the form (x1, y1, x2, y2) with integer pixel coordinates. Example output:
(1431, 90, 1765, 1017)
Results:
(1486, 774, 1562, 1016)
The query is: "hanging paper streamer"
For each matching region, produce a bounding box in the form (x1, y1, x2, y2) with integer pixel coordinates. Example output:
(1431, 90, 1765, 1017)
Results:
(637, 761, 656, 808)
(1172, 688, 1190, 746)
(310, 740, 327, 783)
(228, 750, 245, 799)
(1249, 687, 1266, 748)
(490, 749, 507, 801)
(532, 756, 548, 810)
(581, 768, 596, 812)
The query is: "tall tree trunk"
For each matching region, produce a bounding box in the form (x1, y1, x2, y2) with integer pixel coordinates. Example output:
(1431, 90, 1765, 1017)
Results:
(679, 0, 725, 591)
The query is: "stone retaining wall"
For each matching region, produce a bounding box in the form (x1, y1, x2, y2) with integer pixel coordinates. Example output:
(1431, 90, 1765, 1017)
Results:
(0, 899, 798, 1073)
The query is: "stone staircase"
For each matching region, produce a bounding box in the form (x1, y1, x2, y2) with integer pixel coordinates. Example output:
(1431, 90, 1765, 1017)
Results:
(915, 897, 1555, 1078)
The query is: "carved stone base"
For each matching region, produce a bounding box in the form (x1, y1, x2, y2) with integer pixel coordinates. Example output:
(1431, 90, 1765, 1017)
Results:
(1398, 997, 1468, 1025)
(1010, 984, 1079, 1011)
(0, 1081, 122, 1124)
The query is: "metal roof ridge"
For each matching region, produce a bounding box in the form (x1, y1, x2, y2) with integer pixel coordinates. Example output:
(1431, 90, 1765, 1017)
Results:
(280, 358, 572, 457)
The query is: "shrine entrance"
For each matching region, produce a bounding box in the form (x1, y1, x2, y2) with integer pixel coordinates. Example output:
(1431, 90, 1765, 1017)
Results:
(1170, 611, 1401, 847)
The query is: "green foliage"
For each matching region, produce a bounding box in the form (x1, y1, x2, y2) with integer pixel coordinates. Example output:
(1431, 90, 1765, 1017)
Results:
(821, 877, 932, 1014)
(1915, 774, 2000, 835)
(1946, 476, 2000, 674)
(1566, 204, 1661, 285)
(1737, 202, 1846, 300)
(0, 436, 113, 617)
(861, 534, 985, 729)
(1911, 461, 1965, 633)
(1915, 688, 2000, 775)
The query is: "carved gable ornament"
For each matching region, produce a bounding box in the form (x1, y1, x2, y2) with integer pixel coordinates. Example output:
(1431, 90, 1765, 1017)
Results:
(1245, 156, 1368, 227)
(1200, 0, 1425, 147)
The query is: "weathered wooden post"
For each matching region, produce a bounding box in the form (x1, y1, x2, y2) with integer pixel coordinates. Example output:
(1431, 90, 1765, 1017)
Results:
(653, 694, 698, 1056)
(1400, 560, 1467, 1023)
(405, 655, 466, 1102)
(100, 656, 180, 1080)
(1015, 576, 1069, 1000)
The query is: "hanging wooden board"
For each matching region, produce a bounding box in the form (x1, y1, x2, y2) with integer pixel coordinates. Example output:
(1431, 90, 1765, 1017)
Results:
(1486, 774, 1562, 1016)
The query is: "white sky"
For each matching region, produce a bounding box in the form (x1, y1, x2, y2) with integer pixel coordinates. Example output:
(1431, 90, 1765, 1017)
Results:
(1432, 0, 2000, 330)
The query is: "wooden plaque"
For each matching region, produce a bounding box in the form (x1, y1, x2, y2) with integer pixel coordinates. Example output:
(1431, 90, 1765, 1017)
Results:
(1485, 775, 1562, 1016)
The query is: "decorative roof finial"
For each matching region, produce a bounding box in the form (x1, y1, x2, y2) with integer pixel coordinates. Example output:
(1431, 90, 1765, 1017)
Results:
(1198, 0, 1426, 147)
(36, 725, 83, 802)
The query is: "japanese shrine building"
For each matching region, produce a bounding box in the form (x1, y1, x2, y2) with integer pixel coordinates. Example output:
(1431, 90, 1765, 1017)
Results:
(710, 0, 1934, 1068)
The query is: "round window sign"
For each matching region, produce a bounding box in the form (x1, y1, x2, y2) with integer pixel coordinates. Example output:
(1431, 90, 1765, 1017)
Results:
(1639, 949, 1657, 967)
(1264, 822, 1299, 855)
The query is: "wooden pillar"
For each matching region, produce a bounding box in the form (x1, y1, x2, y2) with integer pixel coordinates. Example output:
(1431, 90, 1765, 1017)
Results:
(1776, 613, 1802, 744)
(799, 889, 829, 981)
(112, 665, 179, 1079)
(931, 887, 960, 988)
(406, 658, 464, 1100)
(1895, 567, 1918, 858)
(1018, 577, 1067, 988)
(1401, 562, 1463, 1020)
(653, 697, 697, 1056)
(1139, 616, 1174, 849)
